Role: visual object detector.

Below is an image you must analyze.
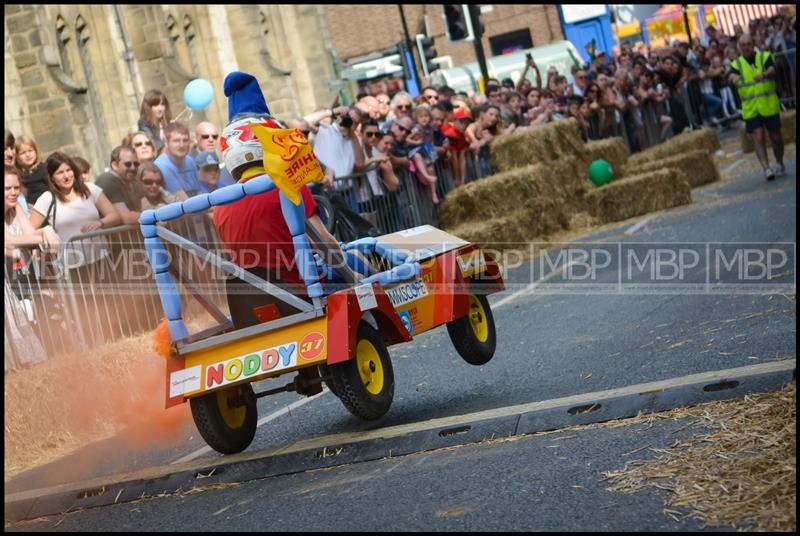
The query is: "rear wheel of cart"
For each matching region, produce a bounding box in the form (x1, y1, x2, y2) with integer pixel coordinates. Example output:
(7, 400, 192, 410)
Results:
(329, 321, 394, 420)
(190, 383, 258, 454)
(447, 292, 496, 365)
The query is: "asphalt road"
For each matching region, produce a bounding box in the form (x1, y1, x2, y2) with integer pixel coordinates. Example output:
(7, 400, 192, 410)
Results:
(5, 145, 796, 531)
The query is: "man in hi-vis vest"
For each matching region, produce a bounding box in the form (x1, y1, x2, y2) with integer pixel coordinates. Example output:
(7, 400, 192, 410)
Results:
(728, 33, 785, 181)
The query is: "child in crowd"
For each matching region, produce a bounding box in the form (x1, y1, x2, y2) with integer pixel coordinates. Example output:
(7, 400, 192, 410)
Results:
(72, 156, 92, 182)
(14, 135, 48, 205)
(406, 104, 440, 205)
(137, 89, 172, 154)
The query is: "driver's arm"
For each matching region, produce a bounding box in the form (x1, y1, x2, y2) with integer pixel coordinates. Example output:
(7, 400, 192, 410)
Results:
(306, 214, 372, 280)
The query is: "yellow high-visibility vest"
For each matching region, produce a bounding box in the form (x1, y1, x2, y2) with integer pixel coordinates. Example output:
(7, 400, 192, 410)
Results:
(734, 49, 780, 120)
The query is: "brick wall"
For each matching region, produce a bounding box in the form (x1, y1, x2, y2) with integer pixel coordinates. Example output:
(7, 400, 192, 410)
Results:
(323, 4, 564, 66)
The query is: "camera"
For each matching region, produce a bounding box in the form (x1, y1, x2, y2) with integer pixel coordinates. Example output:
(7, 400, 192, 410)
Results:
(339, 114, 354, 129)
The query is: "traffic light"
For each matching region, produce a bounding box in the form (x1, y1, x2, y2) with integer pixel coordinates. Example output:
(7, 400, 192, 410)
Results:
(383, 42, 411, 80)
(415, 34, 438, 77)
(442, 4, 474, 42)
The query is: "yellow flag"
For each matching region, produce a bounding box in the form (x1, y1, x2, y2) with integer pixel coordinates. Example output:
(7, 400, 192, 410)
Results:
(249, 123, 324, 205)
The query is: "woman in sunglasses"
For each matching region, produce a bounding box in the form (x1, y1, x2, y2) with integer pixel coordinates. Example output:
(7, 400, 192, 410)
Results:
(389, 92, 414, 121)
(122, 131, 157, 163)
(137, 162, 174, 211)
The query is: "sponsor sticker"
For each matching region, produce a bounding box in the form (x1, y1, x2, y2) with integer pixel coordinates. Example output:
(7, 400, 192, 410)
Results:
(355, 283, 378, 311)
(398, 225, 435, 237)
(169, 365, 202, 398)
(398, 310, 414, 334)
(386, 278, 429, 308)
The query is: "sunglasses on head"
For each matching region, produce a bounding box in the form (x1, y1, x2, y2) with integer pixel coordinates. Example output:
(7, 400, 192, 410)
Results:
(133, 140, 153, 148)
(364, 131, 380, 138)
(141, 179, 164, 186)
(200, 134, 219, 140)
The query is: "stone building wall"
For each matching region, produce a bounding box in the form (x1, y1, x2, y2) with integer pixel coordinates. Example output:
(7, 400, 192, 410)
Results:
(4, 4, 339, 175)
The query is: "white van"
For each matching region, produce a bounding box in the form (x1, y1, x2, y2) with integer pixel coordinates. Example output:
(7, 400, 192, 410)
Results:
(429, 40, 583, 94)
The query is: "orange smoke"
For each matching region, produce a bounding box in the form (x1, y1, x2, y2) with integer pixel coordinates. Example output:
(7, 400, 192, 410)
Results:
(5, 331, 193, 487)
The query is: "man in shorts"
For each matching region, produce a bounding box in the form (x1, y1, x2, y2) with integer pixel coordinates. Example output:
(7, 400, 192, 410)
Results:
(729, 33, 785, 181)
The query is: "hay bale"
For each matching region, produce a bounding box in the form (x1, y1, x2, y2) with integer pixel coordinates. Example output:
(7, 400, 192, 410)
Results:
(585, 168, 692, 224)
(585, 137, 629, 175)
(740, 110, 796, 153)
(628, 128, 720, 166)
(622, 149, 719, 188)
(491, 119, 587, 172)
(440, 157, 587, 231)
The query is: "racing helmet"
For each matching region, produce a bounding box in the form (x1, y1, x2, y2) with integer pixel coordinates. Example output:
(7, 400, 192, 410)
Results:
(220, 112, 286, 181)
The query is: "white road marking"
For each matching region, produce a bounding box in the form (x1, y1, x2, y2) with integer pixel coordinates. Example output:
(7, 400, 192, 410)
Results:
(722, 158, 747, 175)
(491, 254, 587, 310)
(171, 389, 330, 465)
(624, 215, 655, 235)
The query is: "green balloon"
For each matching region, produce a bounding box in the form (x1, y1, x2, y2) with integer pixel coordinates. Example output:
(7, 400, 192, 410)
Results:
(588, 159, 614, 186)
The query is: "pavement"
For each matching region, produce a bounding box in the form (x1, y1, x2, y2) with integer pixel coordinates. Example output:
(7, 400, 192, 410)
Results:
(4, 135, 796, 531)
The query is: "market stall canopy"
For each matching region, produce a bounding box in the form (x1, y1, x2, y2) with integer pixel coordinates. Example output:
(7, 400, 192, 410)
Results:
(711, 4, 782, 36)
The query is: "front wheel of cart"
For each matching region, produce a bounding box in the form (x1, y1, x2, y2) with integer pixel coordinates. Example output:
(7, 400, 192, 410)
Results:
(447, 293, 496, 365)
(190, 383, 258, 454)
(329, 321, 394, 420)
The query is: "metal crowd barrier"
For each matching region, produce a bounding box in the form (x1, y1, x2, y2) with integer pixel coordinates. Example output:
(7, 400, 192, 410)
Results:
(3, 213, 230, 359)
(773, 47, 796, 110)
(324, 159, 461, 240)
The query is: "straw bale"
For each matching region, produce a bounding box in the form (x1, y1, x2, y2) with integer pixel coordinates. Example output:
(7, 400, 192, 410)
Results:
(440, 157, 586, 231)
(584, 137, 629, 175)
(491, 119, 587, 172)
(739, 109, 796, 153)
(623, 149, 719, 188)
(628, 128, 720, 167)
(584, 168, 692, 224)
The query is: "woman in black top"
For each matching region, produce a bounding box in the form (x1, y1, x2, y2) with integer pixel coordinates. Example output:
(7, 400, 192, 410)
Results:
(137, 89, 172, 155)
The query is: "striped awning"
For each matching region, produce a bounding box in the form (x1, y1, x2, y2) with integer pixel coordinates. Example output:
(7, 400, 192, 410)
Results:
(711, 4, 781, 36)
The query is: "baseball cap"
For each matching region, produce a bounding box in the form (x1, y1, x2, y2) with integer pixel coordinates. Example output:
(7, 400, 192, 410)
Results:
(196, 150, 220, 168)
(453, 108, 472, 121)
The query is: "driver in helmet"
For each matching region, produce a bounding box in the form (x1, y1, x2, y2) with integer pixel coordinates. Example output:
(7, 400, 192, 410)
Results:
(214, 72, 363, 329)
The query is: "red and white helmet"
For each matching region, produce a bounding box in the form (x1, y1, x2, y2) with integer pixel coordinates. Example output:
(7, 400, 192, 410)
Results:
(220, 113, 285, 181)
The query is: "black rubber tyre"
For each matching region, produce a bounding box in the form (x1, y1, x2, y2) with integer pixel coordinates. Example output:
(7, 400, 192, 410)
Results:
(312, 194, 337, 233)
(329, 321, 394, 420)
(318, 364, 341, 397)
(446, 292, 496, 365)
(190, 383, 258, 455)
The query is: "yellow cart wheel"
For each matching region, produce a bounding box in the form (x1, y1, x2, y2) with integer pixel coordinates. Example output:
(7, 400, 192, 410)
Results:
(446, 292, 496, 365)
(190, 383, 258, 455)
(329, 321, 394, 420)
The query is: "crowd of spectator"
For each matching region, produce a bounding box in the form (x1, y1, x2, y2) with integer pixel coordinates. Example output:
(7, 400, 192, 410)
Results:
(4, 12, 796, 371)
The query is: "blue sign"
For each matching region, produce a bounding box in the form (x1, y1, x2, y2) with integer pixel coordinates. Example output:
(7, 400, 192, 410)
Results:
(398, 310, 414, 335)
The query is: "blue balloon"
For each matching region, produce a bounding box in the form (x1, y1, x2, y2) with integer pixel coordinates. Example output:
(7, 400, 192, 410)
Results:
(183, 78, 214, 111)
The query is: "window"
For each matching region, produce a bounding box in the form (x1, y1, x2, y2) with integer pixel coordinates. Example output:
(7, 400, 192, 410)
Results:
(488, 29, 533, 56)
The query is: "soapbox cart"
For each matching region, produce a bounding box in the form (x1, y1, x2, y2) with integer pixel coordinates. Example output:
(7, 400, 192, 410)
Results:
(140, 175, 504, 454)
